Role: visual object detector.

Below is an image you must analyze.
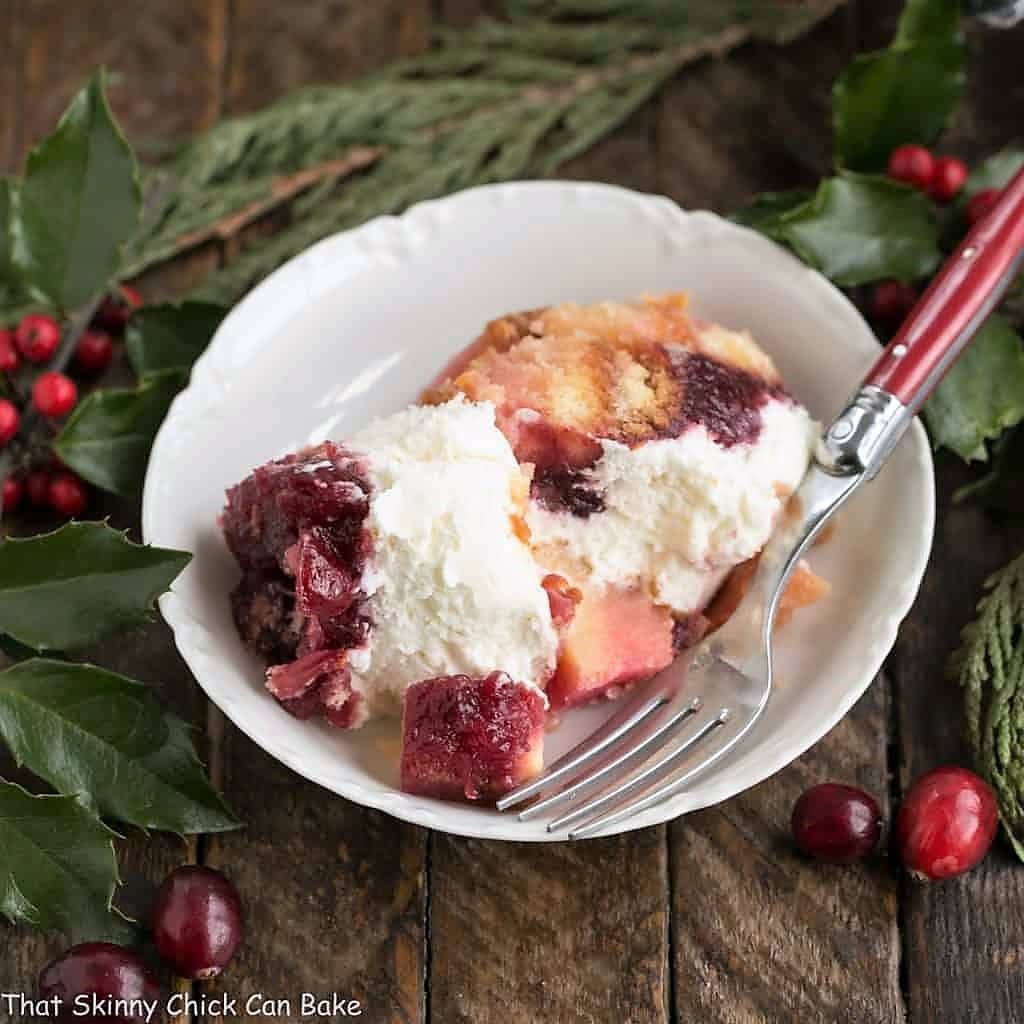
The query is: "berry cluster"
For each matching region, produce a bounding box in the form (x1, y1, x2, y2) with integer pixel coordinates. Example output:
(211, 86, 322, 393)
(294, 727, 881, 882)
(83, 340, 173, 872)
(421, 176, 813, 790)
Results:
(0, 285, 142, 521)
(868, 146, 1002, 329)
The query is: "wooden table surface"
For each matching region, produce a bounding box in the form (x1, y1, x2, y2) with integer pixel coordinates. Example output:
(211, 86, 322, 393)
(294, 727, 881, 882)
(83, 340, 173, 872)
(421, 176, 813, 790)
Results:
(4, 2, 1024, 1021)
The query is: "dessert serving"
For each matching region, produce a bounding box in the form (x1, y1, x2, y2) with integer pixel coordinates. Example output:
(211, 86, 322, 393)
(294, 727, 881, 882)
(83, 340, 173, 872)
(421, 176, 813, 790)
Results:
(221, 293, 829, 803)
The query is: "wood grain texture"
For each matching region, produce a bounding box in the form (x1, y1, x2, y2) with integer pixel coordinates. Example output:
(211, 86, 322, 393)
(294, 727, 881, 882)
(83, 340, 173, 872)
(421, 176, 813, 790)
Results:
(0, 0, 25, 172)
(670, 683, 901, 1024)
(429, 831, 670, 1024)
(226, 0, 431, 115)
(201, 727, 427, 1023)
(18, 0, 228, 166)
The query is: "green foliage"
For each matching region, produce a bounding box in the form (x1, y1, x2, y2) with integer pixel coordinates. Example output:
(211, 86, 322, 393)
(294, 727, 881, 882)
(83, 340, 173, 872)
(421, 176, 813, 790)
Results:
(833, 0, 964, 171)
(0, 659, 240, 834)
(125, 301, 226, 378)
(923, 317, 1024, 461)
(0, 522, 189, 652)
(953, 553, 1024, 861)
(10, 71, 140, 312)
(55, 372, 187, 496)
(0, 779, 130, 941)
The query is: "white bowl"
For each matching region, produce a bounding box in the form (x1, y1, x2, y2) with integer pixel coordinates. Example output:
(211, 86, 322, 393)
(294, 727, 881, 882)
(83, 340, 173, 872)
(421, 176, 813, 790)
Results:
(143, 181, 934, 841)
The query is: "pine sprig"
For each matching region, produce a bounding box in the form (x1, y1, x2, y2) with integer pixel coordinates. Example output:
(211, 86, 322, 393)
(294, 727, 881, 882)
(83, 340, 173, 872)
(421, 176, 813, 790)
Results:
(123, 0, 844, 304)
(952, 552, 1024, 860)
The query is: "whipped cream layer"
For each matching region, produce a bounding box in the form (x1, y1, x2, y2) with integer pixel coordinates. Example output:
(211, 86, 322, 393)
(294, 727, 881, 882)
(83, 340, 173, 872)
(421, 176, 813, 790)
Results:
(348, 398, 557, 718)
(527, 397, 817, 615)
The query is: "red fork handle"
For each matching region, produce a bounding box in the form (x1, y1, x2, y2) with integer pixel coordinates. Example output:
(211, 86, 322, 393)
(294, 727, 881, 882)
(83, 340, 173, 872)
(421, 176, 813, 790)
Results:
(864, 163, 1024, 414)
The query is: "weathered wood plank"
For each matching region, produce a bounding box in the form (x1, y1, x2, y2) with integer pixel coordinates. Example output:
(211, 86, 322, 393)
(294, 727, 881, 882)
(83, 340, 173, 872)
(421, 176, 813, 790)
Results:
(1, 0, 25, 172)
(430, 831, 670, 1023)
(670, 683, 902, 1023)
(226, 0, 431, 115)
(18, 0, 228, 163)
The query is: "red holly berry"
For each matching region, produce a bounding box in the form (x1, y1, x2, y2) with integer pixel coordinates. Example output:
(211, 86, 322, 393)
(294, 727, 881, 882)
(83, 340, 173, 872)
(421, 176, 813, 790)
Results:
(95, 285, 143, 332)
(930, 156, 969, 203)
(26, 469, 52, 507)
(32, 372, 78, 418)
(887, 144, 935, 191)
(15, 314, 61, 364)
(48, 473, 88, 519)
(2, 476, 23, 512)
(967, 188, 1001, 225)
(0, 330, 18, 374)
(0, 399, 19, 445)
(74, 330, 114, 373)
(870, 280, 919, 325)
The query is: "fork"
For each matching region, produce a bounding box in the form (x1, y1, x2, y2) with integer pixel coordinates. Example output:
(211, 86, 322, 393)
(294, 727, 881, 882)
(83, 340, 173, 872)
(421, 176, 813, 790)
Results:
(497, 164, 1024, 840)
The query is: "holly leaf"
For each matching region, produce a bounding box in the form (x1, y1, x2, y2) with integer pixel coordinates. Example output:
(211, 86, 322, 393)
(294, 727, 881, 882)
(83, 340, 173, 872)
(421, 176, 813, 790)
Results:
(962, 146, 1024, 201)
(0, 659, 240, 834)
(730, 189, 811, 237)
(833, 0, 964, 171)
(0, 778, 129, 941)
(775, 173, 941, 286)
(0, 522, 189, 652)
(924, 315, 1024, 461)
(125, 301, 226, 380)
(54, 371, 185, 496)
(0, 178, 14, 285)
(954, 425, 1024, 511)
(11, 70, 140, 311)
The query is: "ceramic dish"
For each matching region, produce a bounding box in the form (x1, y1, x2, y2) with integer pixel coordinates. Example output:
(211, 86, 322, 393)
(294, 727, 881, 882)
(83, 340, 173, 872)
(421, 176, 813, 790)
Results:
(142, 181, 935, 841)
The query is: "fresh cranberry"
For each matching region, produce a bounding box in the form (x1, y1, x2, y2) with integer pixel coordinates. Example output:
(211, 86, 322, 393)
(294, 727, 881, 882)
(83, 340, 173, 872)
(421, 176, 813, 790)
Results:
(0, 399, 19, 445)
(897, 766, 998, 880)
(26, 469, 52, 507)
(49, 473, 89, 519)
(2, 476, 23, 512)
(15, 313, 61, 363)
(791, 783, 882, 864)
(930, 156, 969, 203)
(870, 280, 918, 325)
(38, 943, 160, 1024)
(95, 285, 143, 333)
(74, 330, 114, 373)
(0, 329, 18, 373)
(152, 866, 244, 979)
(967, 188, 1001, 225)
(887, 144, 935, 191)
(33, 371, 78, 418)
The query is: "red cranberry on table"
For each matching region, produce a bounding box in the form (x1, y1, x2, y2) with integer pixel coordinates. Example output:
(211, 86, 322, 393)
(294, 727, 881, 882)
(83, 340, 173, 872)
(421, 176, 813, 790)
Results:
(152, 866, 244, 979)
(49, 473, 89, 519)
(929, 156, 969, 203)
(967, 187, 1001, 225)
(0, 329, 18, 373)
(791, 783, 882, 864)
(95, 285, 143, 333)
(38, 943, 160, 1024)
(2, 476, 23, 512)
(887, 144, 935, 191)
(897, 766, 998, 881)
(869, 280, 918, 325)
(0, 399, 19, 445)
(15, 313, 61, 363)
(33, 371, 78, 418)
(75, 330, 114, 373)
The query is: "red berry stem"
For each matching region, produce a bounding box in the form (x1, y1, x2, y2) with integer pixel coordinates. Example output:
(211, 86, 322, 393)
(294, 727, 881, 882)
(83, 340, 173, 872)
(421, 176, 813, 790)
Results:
(0, 293, 105, 523)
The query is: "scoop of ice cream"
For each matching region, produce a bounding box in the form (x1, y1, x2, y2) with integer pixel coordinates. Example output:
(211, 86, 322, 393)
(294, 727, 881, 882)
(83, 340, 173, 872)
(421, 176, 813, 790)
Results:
(346, 398, 558, 717)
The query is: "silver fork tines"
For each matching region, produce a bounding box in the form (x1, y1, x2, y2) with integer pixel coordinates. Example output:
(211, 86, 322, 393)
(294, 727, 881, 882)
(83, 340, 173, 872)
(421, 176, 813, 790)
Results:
(496, 463, 864, 839)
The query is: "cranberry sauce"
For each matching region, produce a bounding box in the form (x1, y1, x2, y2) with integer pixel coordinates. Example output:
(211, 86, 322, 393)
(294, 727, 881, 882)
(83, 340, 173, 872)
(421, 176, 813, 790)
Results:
(221, 442, 372, 727)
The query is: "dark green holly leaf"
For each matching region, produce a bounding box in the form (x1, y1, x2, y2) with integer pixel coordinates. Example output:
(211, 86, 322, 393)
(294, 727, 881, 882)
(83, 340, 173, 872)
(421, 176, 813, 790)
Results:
(0, 522, 190, 652)
(0, 635, 41, 663)
(776, 173, 941, 286)
(0, 778, 129, 940)
(954, 424, 1024, 510)
(0, 659, 240, 834)
(11, 70, 140, 311)
(54, 371, 184, 496)
(962, 147, 1024, 201)
(730, 190, 811, 237)
(0, 178, 14, 286)
(125, 301, 226, 380)
(924, 315, 1024, 461)
(833, 0, 964, 172)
